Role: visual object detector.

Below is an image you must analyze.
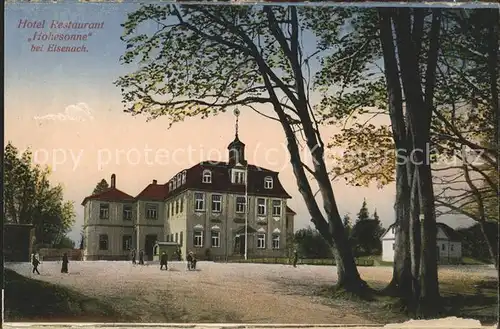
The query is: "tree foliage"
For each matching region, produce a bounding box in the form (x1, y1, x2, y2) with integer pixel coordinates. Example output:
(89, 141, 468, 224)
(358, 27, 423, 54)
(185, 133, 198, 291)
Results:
(355, 198, 370, 222)
(350, 200, 385, 255)
(93, 179, 110, 195)
(294, 227, 333, 259)
(3, 142, 76, 247)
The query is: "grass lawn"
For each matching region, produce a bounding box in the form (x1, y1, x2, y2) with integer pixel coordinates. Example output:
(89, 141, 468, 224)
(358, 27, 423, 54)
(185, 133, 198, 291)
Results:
(4, 269, 129, 322)
(461, 257, 491, 265)
(357, 255, 393, 266)
(312, 276, 498, 326)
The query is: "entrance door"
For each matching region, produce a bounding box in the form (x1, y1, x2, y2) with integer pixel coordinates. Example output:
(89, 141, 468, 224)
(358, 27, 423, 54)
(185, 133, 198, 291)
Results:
(145, 235, 157, 261)
(239, 235, 246, 255)
(234, 236, 240, 254)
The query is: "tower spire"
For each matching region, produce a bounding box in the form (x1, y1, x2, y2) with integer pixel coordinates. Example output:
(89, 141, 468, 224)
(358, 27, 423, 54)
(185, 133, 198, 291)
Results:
(234, 108, 240, 138)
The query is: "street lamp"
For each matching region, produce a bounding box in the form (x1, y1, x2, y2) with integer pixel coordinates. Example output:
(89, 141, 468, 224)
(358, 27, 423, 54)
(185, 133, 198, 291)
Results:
(233, 108, 248, 261)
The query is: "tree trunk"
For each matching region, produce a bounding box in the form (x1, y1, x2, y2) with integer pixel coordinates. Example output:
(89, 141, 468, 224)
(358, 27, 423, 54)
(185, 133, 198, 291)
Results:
(378, 8, 413, 301)
(478, 220, 499, 271)
(264, 6, 367, 293)
(255, 57, 366, 293)
(408, 163, 421, 314)
(393, 8, 441, 316)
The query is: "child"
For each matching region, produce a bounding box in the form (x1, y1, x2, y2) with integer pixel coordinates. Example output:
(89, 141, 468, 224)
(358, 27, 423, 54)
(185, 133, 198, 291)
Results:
(32, 253, 40, 275)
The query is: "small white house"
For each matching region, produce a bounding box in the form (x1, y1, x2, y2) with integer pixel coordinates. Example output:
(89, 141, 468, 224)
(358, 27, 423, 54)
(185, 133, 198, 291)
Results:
(381, 222, 462, 264)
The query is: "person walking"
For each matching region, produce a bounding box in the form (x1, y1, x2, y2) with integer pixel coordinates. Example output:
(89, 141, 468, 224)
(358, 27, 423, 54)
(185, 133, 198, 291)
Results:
(292, 249, 299, 268)
(139, 249, 144, 265)
(160, 252, 168, 270)
(31, 252, 40, 275)
(131, 249, 137, 265)
(61, 253, 69, 273)
(186, 251, 193, 270)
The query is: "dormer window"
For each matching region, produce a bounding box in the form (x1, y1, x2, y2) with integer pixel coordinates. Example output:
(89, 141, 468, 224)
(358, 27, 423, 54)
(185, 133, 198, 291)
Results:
(173, 179, 177, 189)
(176, 174, 182, 186)
(264, 176, 273, 189)
(202, 170, 212, 184)
(181, 171, 187, 184)
(232, 169, 246, 184)
(169, 181, 173, 191)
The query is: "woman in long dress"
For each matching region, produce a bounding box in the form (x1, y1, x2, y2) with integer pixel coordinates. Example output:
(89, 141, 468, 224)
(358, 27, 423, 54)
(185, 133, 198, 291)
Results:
(61, 253, 69, 273)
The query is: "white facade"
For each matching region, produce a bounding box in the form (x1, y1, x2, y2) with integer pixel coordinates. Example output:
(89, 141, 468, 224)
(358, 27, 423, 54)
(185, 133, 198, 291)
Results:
(381, 223, 462, 263)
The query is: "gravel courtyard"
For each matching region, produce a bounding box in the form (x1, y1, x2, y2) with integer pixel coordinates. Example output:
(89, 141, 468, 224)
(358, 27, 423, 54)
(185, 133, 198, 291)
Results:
(5, 261, 497, 324)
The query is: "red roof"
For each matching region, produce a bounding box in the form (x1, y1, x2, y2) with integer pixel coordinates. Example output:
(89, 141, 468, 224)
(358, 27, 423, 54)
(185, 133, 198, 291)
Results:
(81, 187, 135, 206)
(135, 183, 168, 201)
(83, 161, 292, 204)
(164, 161, 291, 199)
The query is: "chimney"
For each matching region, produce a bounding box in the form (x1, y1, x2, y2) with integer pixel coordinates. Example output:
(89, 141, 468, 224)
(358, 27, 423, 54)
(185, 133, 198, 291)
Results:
(152, 179, 157, 185)
(111, 174, 116, 188)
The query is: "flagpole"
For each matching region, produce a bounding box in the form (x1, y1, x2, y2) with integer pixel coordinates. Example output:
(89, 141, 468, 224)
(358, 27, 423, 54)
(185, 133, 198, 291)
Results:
(234, 107, 248, 261)
(244, 164, 248, 261)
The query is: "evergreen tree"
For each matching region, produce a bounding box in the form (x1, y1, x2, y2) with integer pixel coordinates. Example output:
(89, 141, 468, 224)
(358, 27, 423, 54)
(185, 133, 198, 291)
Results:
(342, 214, 352, 237)
(79, 230, 85, 250)
(356, 199, 370, 223)
(372, 209, 386, 242)
(93, 179, 109, 195)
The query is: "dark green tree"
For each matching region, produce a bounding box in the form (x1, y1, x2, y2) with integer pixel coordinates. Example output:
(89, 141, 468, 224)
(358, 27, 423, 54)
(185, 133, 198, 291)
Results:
(3, 142, 76, 247)
(342, 214, 352, 237)
(294, 227, 334, 259)
(350, 208, 385, 256)
(356, 199, 370, 223)
(93, 179, 109, 195)
(79, 230, 85, 250)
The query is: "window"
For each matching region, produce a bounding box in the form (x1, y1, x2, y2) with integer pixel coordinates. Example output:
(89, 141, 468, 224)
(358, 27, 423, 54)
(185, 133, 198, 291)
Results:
(272, 235, 280, 249)
(211, 231, 221, 247)
(392, 243, 395, 250)
(450, 244, 454, 251)
(123, 205, 132, 220)
(177, 174, 182, 187)
(175, 233, 178, 242)
(236, 196, 247, 213)
(202, 170, 212, 183)
(195, 192, 205, 211)
(99, 204, 109, 219)
(99, 234, 108, 250)
(180, 198, 184, 212)
(257, 234, 266, 249)
(170, 234, 174, 242)
(442, 244, 446, 251)
(272, 200, 282, 216)
(193, 231, 203, 247)
(212, 194, 222, 212)
(146, 203, 158, 219)
(257, 198, 266, 216)
(175, 200, 179, 214)
(173, 179, 177, 189)
(122, 235, 132, 251)
(169, 181, 173, 191)
(180, 232, 183, 246)
(170, 203, 173, 216)
(232, 170, 246, 184)
(264, 176, 273, 189)
(181, 171, 187, 184)
(166, 235, 170, 242)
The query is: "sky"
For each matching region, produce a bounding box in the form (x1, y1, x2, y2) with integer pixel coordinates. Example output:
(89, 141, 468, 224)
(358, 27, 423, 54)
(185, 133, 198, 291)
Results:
(4, 3, 475, 244)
